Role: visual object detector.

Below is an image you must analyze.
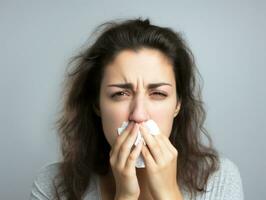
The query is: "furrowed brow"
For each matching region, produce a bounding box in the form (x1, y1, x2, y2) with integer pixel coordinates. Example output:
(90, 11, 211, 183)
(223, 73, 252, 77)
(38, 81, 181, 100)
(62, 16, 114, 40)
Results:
(107, 82, 172, 90)
(107, 83, 133, 90)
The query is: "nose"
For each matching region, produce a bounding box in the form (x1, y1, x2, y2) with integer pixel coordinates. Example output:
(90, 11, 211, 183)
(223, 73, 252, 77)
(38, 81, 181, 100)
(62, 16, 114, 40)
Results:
(128, 94, 149, 123)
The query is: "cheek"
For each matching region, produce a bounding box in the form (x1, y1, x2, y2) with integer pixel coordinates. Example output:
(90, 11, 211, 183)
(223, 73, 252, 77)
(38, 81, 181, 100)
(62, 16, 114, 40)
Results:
(100, 100, 129, 147)
(152, 113, 174, 138)
(150, 103, 176, 137)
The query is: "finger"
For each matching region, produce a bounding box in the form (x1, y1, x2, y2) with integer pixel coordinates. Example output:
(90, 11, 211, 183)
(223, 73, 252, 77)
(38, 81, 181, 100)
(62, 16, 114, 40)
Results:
(141, 144, 156, 168)
(125, 139, 143, 170)
(117, 123, 140, 168)
(154, 135, 171, 158)
(159, 134, 179, 156)
(110, 122, 134, 158)
(139, 123, 162, 163)
(154, 134, 175, 163)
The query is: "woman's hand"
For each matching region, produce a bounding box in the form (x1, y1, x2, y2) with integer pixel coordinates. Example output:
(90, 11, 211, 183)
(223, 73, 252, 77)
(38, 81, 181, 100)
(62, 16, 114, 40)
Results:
(139, 122, 183, 200)
(110, 122, 143, 200)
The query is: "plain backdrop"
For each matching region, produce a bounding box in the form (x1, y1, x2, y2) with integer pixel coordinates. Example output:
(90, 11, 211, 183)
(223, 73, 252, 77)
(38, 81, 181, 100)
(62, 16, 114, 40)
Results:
(0, 0, 265, 199)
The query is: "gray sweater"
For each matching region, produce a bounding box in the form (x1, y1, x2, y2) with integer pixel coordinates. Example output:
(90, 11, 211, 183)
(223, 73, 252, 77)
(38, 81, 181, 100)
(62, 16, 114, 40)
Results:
(30, 157, 244, 200)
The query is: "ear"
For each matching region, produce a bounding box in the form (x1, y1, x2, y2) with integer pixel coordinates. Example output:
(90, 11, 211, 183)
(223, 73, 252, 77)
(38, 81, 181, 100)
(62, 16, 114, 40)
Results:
(174, 101, 181, 117)
(93, 104, 101, 117)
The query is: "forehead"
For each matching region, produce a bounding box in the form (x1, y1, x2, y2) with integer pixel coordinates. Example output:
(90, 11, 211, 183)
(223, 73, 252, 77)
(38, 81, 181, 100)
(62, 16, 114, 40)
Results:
(102, 48, 175, 85)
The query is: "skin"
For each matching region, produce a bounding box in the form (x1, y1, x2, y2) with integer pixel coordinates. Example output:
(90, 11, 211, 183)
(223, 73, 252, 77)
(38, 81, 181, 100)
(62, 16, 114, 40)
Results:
(98, 48, 183, 200)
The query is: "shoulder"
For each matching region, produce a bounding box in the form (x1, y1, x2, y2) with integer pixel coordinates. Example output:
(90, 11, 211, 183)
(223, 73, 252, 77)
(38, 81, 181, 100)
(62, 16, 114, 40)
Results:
(214, 157, 243, 186)
(216, 157, 241, 178)
(30, 162, 99, 200)
(35, 162, 61, 182)
(30, 162, 62, 199)
(204, 157, 244, 200)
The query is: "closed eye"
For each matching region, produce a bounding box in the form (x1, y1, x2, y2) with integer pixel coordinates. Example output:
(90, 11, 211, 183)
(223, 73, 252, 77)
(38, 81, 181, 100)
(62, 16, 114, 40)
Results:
(150, 91, 168, 100)
(109, 90, 168, 100)
(111, 91, 130, 98)
(151, 92, 167, 97)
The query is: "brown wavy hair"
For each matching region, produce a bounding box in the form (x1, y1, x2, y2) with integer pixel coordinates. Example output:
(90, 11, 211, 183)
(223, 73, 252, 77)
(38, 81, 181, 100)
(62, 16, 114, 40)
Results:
(53, 18, 219, 200)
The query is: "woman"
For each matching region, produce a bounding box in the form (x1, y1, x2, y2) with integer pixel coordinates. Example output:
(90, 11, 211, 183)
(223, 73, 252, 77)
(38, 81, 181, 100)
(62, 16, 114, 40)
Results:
(30, 18, 243, 200)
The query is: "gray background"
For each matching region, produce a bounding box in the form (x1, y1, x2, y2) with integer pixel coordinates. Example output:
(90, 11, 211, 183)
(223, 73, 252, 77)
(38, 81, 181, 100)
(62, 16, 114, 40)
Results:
(0, 0, 265, 199)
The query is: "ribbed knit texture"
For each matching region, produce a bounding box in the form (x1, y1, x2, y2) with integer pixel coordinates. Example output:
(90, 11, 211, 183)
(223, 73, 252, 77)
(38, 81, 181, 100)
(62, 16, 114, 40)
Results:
(30, 157, 244, 200)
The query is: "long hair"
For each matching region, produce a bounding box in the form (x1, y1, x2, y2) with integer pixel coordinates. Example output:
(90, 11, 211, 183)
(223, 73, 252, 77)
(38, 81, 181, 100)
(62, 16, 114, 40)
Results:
(54, 18, 219, 199)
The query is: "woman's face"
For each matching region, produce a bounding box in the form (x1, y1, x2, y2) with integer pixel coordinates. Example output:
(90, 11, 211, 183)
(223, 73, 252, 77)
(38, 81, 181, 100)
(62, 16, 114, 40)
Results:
(99, 48, 180, 147)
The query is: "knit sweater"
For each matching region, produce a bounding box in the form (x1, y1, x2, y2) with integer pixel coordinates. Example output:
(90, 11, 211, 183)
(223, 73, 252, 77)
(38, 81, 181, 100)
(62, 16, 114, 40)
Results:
(30, 157, 244, 200)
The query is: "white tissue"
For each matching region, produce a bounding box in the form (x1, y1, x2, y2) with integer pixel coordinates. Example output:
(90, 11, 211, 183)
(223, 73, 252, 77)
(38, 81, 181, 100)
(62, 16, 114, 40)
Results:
(117, 119, 160, 168)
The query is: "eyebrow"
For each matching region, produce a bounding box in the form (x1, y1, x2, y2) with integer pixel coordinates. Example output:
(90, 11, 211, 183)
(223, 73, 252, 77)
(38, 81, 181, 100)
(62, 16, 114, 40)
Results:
(107, 82, 172, 90)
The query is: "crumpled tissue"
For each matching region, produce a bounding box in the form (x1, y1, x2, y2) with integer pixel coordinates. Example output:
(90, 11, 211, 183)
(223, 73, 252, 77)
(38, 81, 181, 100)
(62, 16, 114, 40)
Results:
(117, 119, 160, 168)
